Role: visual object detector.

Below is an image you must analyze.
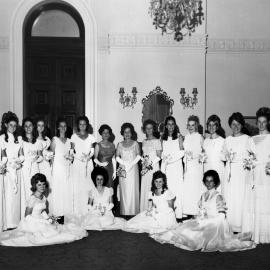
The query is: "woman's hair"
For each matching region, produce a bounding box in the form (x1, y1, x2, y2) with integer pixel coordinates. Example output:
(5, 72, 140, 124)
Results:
(30, 173, 49, 192)
(151, 170, 168, 195)
(187, 115, 200, 131)
(22, 117, 37, 144)
(162, 116, 179, 140)
(256, 107, 270, 121)
(35, 118, 49, 141)
(91, 167, 109, 187)
(120, 122, 137, 140)
(98, 124, 113, 136)
(206, 114, 226, 138)
(0, 111, 19, 144)
(55, 117, 67, 138)
(228, 112, 249, 135)
(76, 115, 93, 134)
(202, 170, 220, 188)
(142, 119, 160, 139)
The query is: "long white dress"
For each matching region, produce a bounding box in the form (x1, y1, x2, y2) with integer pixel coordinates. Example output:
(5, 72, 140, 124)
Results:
(51, 137, 73, 216)
(0, 133, 22, 229)
(0, 195, 87, 246)
(151, 189, 256, 252)
(117, 141, 140, 215)
(223, 134, 254, 232)
(203, 137, 226, 194)
(124, 190, 177, 233)
(70, 133, 96, 215)
(140, 139, 162, 212)
(79, 187, 125, 230)
(21, 139, 42, 216)
(242, 134, 270, 243)
(183, 132, 205, 216)
(161, 137, 184, 219)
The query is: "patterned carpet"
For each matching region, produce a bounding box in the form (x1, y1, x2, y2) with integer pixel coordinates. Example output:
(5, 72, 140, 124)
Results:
(0, 230, 270, 270)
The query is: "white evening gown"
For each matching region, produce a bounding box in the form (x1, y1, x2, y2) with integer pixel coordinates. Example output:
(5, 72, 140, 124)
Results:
(161, 137, 184, 219)
(78, 187, 125, 230)
(203, 137, 226, 194)
(117, 141, 140, 215)
(183, 132, 205, 216)
(151, 189, 256, 252)
(70, 133, 96, 215)
(21, 140, 42, 215)
(0, 195, 87, 246)
(0, 134, 22, 229)
(223, 134, 254, 232)
(242, 134, 270, 243)
(51, 137, 73, 216)
(123, 190, 177, 233)
(140, 139, 161, 212)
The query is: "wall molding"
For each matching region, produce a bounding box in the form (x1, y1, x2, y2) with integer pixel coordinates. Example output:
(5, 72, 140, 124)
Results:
(0, 37, 8, 49)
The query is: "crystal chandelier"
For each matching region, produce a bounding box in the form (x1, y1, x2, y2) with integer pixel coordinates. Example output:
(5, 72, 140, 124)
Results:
(149, 0, 204, 42)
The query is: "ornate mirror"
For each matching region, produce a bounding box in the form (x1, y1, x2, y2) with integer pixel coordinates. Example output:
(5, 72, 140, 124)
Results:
(142, 86, 174, 125)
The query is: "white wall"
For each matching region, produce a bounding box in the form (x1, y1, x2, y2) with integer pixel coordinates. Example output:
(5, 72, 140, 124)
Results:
(0, 0, 270, 141)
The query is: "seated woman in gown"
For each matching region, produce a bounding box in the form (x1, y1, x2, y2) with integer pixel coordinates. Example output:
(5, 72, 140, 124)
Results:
(151, 170, 256, 252)
(123, 171, 177, 233)
(0, 173, 87, 246)
(80, 167, 125, 230)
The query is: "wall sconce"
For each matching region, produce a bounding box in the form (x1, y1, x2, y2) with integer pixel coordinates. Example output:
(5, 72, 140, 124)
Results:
(179, 88, 198, 109)
(119, 87, 137, 108)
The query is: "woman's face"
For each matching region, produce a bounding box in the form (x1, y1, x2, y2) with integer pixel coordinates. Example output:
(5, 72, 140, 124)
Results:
(166, 120, 175, 134)
(24, 121, 34, 135)
(204, 176, 216, 190)
(5, 121, 17, 134)
(36, 181, 46, 194)
(230, 120, 242, 135)
(78, 120, 87, 132)
(154, 177, 164, 190)
(257, 116, 268, 132)
(96, 175, 104, 187)
(187, 120, 197, 133)
(37, 121, 45, 134)
(207, 121, 218, 135)
(123, 127, 132, 140)
(58, 122, 67, 135)
(145, 124, 154, 138)
(102, 129, 111, 141)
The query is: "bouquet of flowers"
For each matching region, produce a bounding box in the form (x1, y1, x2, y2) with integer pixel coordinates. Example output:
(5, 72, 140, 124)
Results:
(225, 149, 236, 163)
(243, 150, 257, 170)
(198, 150, 207, 164)
(43, 150, 54, 161)
(116, 166, 126, 178)
(265, 161, 270, 175)
(8, 157, 23, 170)
(64, 149, 74, 163)
(185, 150, 193, 161)
(48, 215, 64, 225)
(0, 161, 7, 175)
(141, 155, 153, 176)
(80, 152, 90, 162)
(197, 207, 207, 220)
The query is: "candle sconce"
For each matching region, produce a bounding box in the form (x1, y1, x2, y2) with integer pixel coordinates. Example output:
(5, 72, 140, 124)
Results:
(179, 88, 198, 109)
(119, 87, 137, 108)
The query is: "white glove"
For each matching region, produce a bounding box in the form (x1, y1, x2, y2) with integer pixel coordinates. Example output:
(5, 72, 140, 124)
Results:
(94, 158, 108, 167)
(151, 156, 160, 165)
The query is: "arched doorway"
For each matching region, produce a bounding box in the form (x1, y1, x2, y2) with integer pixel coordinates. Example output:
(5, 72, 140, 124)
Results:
(23, 2, 85, 133)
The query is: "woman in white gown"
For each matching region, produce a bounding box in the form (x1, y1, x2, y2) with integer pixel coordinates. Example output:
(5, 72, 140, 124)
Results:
(116, 123, 141, 216)
(242, 108, 270, 243)
(140, 119, 162, 212)
(0, 173, 87, 246)
(21, 117, 43, 216)
(223, 112, 255, 233)
(70, 116, 96, 215)
(79, 167, 125, 230)
(183, 115, 204, 216)
(124, 171, 177, 233)
(161, 116, 184, 219)
(0, 112, 23, 229)
(51, 118, 73, 216)
(151, 170, 256, 252)
(203, 115, 226, 194)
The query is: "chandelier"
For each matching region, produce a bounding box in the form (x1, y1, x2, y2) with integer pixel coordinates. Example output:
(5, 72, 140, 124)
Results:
(149, 0, 204, 42)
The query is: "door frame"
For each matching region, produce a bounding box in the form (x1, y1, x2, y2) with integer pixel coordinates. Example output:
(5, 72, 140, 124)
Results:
(10, 0, 98, 135)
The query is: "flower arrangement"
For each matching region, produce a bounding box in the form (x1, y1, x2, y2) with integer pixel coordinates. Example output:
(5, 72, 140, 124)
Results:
(198, 151, 207, 164)
(185, 150, 193, 161)
(116, 167, 126, 178)
(141, 155, 153, 176)
(243, 150, 257, 170)
(225, 149, 236, 163)
(43, 150, 54, 161)
(265, 161, 270, 176)
(0, 161, 7, 175)
(64, 149, 74, 163)
(8, 157, 23, 170)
